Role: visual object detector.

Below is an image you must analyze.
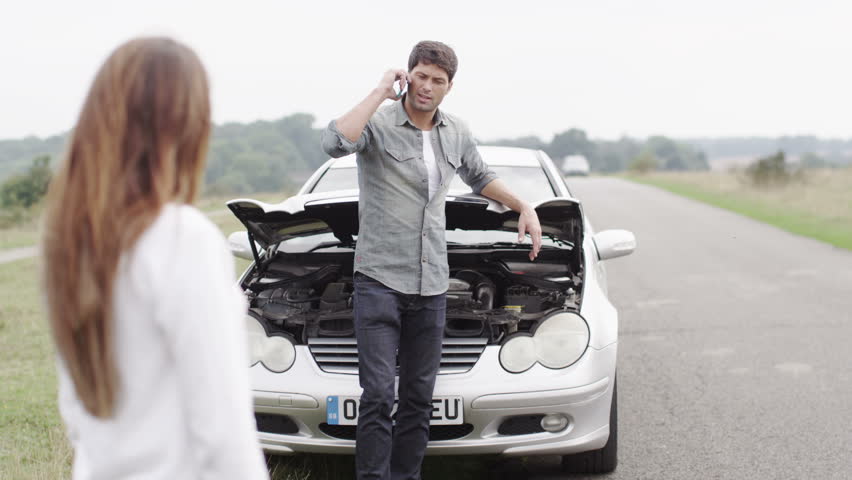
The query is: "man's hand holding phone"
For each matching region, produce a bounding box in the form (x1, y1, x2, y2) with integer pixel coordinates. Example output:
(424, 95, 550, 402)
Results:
(378, 69, 409, 101)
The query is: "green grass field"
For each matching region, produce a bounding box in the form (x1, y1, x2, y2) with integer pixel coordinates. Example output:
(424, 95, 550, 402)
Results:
(0, 204, 490, 479)
(0, 210, 43, 250)
(626, 167, 852, 251)
(0, 225, 40, 251)
(0, 256, 72, 479)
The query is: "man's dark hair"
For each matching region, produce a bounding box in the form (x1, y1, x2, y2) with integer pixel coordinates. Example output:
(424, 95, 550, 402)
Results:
(408, 41, 458, 81)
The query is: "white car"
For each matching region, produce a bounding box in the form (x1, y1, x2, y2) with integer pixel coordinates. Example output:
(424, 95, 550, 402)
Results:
(561, 154, 591, 176)
(227, 146, 635, 474)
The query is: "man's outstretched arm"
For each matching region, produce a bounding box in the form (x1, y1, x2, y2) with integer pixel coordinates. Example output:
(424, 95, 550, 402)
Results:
(480, 179, 543, 261)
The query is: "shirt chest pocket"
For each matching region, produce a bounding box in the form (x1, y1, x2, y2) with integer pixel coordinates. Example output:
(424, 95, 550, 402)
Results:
(386, 147, 419, 163)
(439, 152, 461, 186)
(385, 146, 423, 183)
(446, 153, 461, 170)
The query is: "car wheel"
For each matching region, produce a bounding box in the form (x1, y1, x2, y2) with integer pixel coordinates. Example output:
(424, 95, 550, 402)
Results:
(561, 378, 617, 474)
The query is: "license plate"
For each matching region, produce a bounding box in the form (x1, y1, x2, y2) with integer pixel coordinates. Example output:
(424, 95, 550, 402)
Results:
(326, 396, 464, 426)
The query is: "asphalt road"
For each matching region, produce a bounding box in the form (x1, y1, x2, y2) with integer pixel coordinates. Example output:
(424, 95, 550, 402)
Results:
(494, 177, 852, 479)
(0, 246, 36, 265)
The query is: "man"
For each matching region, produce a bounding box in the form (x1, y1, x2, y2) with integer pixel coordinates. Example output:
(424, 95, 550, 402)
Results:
(321, 41, 542, 480)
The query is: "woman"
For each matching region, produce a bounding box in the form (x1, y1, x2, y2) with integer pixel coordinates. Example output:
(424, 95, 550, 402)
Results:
(41, 37, 269, 479)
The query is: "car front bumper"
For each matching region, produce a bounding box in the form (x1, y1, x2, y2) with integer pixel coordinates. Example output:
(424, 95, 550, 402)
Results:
(251, 342, 617, 457)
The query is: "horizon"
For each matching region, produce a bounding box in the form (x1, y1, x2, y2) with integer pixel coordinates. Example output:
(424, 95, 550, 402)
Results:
(3, 116, 851, 145)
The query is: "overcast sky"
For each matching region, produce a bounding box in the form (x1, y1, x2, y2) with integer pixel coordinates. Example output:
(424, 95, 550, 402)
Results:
(2, 0, 850, 142)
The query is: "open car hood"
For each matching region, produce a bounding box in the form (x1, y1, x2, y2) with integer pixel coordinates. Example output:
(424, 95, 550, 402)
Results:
(227, 189, 584, 252)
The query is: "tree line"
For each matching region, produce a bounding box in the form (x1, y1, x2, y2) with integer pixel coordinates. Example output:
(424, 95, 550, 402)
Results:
(684, 136, 852, 161)
(488, 129, 709, 173)
(3, 114, 851, 210)
(0, 113, 330, 201)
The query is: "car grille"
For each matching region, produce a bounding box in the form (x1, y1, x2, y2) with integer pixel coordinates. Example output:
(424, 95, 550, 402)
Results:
(307, 337, 487, 375)
(319, 423, 474, 441)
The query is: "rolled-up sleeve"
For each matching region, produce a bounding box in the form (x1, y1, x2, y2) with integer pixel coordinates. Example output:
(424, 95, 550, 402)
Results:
(321, 119, 372, 158)
(457, 136, 498, 194)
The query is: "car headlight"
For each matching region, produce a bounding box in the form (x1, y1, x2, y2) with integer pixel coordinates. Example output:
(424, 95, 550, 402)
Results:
(499, 312, 590, 373)
(534, 312, 590, 368)
(498, 334, 537, 373)
(246, 316, 296, 373)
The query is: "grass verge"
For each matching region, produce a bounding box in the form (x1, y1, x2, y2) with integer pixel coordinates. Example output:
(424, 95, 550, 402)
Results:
(626, 168, 852, 251)
(0, 257, 72, 478)
(0, 207, 42, 250)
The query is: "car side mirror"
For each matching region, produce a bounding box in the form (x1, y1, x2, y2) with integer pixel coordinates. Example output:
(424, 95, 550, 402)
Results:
(593, 229, 636, 261)
(228, 231, 258, 260)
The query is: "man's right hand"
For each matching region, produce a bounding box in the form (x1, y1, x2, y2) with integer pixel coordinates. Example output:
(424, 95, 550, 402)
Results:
(377, 69, 409, 101)
(333, 69, 409, 144)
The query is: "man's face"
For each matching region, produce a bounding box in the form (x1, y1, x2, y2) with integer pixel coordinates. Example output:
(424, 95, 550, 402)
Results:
(406, 61, 453, 113)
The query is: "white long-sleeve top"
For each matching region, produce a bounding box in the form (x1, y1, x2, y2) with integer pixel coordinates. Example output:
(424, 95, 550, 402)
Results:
(56, 204, 269, 480)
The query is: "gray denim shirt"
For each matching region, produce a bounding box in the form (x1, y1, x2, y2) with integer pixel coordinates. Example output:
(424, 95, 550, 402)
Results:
(320, 99, 497, 295)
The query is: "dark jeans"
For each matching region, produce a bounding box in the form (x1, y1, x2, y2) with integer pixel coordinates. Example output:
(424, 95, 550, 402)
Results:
(353, 272, 446, 480)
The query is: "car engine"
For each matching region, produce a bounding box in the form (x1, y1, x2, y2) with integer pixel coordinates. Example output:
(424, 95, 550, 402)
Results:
(241, 249, 583, 345)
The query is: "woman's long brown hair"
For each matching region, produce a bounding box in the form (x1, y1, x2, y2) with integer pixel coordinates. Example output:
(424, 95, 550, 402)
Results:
(42, 37, 211, 418)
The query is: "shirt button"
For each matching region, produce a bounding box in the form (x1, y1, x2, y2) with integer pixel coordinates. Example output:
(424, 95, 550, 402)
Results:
(421, 257, 427, 263)
(422, 233, 427, 237)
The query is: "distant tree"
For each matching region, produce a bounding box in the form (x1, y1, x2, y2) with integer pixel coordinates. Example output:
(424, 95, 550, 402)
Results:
(0, 134, 65, 183)
(644, 136, 709, 171)
(546, 128, 595, 162)
(0, 155, 52, 207)
(275, 113, 327, 169)
(744, 151, 793, 187)
(594, 137, 642, 173)
(203, 112, 324, 195)
(489, 130, 708, 174)
(628, 151, 659, 174)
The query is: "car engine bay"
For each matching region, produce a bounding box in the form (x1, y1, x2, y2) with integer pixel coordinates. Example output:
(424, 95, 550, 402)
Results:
(241, 249, 583, 345)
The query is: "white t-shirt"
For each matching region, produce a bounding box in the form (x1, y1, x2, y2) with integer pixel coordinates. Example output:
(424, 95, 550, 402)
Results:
(422, 130, 441, 200)
(56, 204, 268, 480)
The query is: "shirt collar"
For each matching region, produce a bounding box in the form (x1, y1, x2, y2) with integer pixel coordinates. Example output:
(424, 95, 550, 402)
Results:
(394, 95, 448, 127)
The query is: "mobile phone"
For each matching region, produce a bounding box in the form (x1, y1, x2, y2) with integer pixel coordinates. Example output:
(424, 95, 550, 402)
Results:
(394, 80, 408, 98)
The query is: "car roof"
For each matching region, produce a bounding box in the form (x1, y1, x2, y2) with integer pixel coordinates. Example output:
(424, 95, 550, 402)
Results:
(328, 145, 543, 169)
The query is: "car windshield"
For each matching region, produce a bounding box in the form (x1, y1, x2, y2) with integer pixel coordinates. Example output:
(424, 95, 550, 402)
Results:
(310, 166, 557, 203)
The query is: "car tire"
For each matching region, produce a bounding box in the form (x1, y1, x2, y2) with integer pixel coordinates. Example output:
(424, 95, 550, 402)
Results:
(561, 378, 617, 474)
